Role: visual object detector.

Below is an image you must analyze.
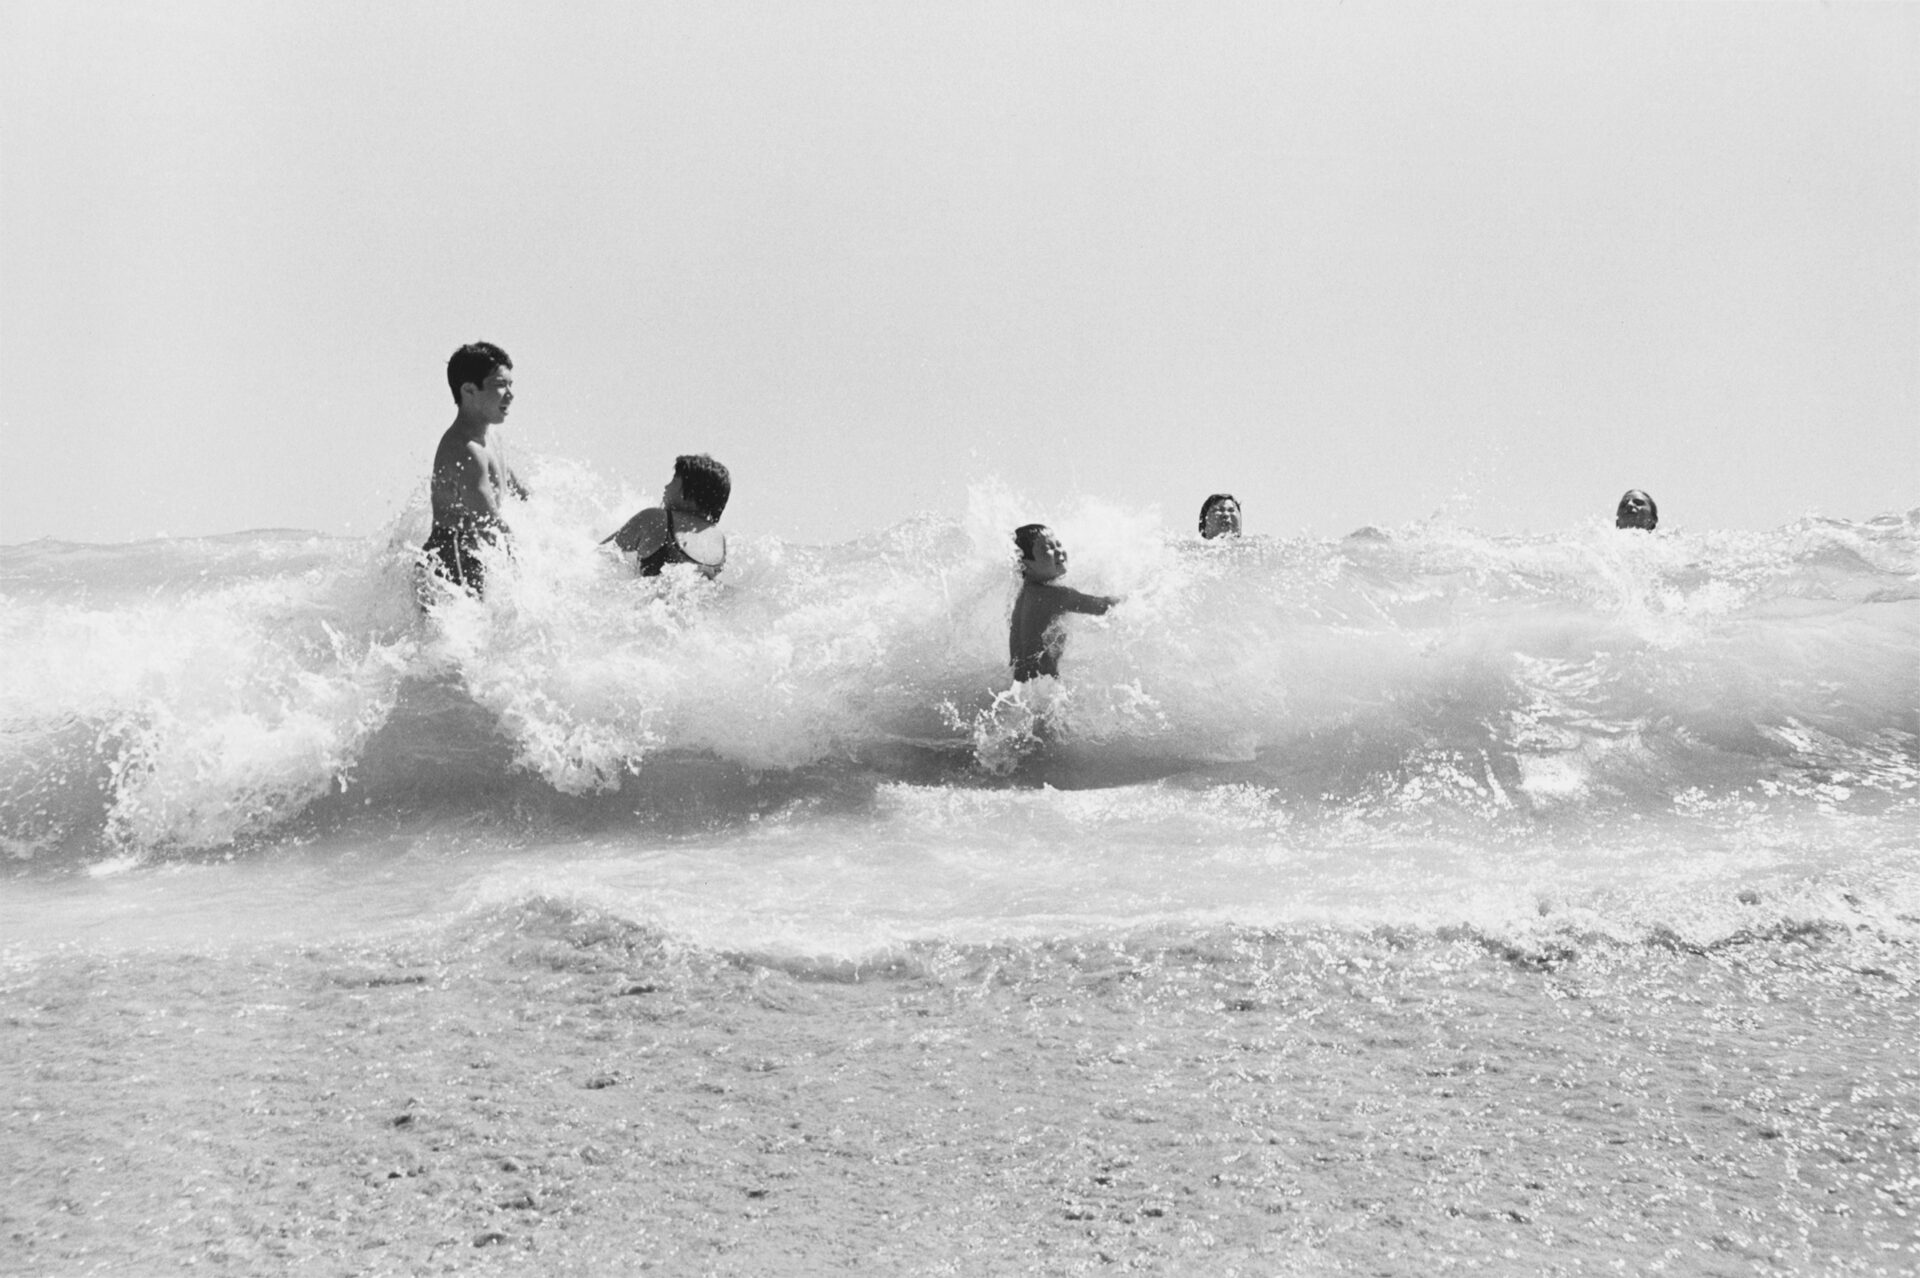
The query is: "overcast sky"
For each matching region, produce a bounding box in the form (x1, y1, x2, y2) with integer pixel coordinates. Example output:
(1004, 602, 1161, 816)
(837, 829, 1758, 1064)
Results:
(2, 2, 1913, 546)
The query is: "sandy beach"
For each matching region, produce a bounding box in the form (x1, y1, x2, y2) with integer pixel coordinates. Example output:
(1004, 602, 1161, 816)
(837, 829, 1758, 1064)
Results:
(7, 903, 1916, 1276)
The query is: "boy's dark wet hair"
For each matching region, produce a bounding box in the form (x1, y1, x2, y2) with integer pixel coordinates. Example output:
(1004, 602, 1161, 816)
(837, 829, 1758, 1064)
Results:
(1198, 493, 1238, 534)
(676, 454, 731, 522)
(1013, 523, 1048, 560)
(446, 342, 512, 403)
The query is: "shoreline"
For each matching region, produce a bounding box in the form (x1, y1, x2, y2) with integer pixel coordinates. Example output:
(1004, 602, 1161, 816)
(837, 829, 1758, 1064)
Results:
(6, 913, 1915, 1274)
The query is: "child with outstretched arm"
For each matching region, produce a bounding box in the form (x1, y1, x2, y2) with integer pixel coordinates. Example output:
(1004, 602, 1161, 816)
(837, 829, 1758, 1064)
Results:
(1008, 523, 1121, 682)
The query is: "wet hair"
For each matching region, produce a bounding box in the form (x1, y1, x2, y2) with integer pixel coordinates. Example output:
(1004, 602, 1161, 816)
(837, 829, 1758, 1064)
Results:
(1615, 489, 1659, 531)
(447, 342, 512, 404)
(675, 454, 731, 522)
(1013, 523, 1049, 560)
(1198, 493, 1240, 536)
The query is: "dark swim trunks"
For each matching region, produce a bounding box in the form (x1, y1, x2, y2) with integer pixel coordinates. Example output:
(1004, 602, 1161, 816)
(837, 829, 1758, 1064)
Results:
(421, 523, 492, 596)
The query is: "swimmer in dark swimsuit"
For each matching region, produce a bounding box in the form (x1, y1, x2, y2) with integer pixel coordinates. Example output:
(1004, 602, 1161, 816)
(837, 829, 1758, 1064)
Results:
(421, 341, 529, 599)
(1198, 493, 1242, 539)
(604, 453, 730, 579)
(1615, 489, 1658, 531)
(1009, 523, 1121, 682)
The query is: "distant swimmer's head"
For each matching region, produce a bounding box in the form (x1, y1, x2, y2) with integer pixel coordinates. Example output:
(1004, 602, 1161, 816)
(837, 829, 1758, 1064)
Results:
(1615, 489, 1658, 531)
(447, 342, 513, 412)
(671, 453, 731, 522)
(1198, 493, 1242, 539)
(1014, 523, 1067, 582)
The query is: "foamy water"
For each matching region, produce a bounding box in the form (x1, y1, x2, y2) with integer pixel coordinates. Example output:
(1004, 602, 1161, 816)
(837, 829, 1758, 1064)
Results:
(2, 475, 1916, 960)
(5, 481, 1918, 1272)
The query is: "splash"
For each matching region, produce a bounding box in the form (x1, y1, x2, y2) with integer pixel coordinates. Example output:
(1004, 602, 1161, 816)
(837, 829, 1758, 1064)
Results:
(2, 480, 1915, 864)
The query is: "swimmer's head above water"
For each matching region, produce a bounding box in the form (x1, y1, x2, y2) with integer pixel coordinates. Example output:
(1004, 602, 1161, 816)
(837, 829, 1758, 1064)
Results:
(671, 454, 732, 522)
(446, 342, 512, 407)
(1014, 523, 1068, 582)
(1616, 489, 1658, 531)
(1199, 493, 1242, 539)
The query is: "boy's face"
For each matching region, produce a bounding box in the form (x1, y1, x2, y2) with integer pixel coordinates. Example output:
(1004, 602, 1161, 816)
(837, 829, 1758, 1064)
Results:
(462, 367, 514, 424)
(1022, 528, 1068, 582)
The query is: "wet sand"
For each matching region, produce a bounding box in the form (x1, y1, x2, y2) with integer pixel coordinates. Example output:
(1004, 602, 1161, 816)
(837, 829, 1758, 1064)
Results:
(6, 907, 1917, 1275)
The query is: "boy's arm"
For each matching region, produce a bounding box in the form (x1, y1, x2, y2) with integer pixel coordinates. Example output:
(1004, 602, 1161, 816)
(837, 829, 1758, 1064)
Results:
(1057, 585, 1120, 616)
(490, 433, 529, 499)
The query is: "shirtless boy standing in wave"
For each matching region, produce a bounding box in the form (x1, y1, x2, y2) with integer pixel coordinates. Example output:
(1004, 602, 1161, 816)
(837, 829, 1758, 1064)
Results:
(422, 342, 529, 597)
(1009, 523, 1121, 682)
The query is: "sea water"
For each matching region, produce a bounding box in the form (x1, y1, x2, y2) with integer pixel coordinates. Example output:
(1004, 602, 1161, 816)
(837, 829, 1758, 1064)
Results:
(3, 474, 1916, 1273)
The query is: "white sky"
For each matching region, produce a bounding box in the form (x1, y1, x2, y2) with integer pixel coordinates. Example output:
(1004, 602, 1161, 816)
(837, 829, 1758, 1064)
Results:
(2, 2, 1914, 545)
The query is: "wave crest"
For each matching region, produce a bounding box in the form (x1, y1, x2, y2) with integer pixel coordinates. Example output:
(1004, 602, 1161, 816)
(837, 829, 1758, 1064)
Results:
(2, 487, 1915, 860)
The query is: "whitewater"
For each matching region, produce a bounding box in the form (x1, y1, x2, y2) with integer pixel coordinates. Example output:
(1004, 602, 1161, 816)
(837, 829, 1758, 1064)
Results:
(3, 472, 1916, 1274)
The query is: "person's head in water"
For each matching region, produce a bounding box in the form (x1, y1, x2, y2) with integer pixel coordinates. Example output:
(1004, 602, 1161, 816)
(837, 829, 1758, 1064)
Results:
(1014, 523, 1068, 582)
(446, 342, 512, 406)
(1615, 489, 1658, 531)
(670, 454, 731, 522)
(1199, 493, 1242, 539)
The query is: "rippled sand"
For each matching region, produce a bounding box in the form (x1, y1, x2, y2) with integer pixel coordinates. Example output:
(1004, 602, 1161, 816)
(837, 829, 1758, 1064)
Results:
(6, 908, 1917, 1275)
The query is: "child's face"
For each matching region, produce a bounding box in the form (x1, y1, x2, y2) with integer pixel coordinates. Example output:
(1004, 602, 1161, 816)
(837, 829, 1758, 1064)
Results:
(1022, 529, 1068, 582)
(1616, 490, 1655, 530)
(460, 367, 514, 424)
(1202, 499, 1241, 538)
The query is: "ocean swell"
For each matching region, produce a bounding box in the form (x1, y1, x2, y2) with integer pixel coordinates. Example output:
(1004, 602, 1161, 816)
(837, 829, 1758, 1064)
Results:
(2, 482, 1914, 866)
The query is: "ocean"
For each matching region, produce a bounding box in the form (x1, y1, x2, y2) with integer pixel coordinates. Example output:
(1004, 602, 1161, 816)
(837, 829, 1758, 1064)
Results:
(3, 478, 1916, 1275)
